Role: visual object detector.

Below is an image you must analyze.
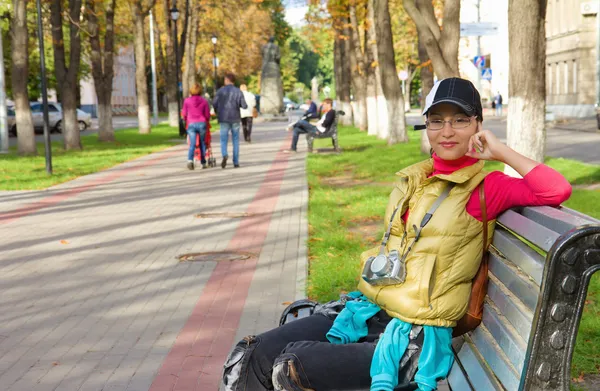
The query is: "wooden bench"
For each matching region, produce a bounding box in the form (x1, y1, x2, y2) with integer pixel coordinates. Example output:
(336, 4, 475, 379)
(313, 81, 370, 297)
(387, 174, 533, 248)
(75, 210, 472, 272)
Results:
(281, 205, 600, 391)
(306, 110, 344, 153)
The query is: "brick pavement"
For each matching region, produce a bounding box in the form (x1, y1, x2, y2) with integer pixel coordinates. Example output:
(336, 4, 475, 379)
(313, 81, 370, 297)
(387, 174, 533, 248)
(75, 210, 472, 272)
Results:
(0, 122, 308, 391)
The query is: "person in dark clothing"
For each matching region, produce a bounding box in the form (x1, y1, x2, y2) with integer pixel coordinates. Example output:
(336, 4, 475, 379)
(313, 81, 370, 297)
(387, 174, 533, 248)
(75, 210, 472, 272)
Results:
(304, 99, 319, 119)
(494, 92, 503, 116)
(213, 73, 248, 168)
(284, 98, 335, 153)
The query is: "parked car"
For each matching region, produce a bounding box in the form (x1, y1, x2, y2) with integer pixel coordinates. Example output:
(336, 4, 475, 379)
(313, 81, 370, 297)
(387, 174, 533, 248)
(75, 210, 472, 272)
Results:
(7, 102, 92, 136)
(283, 97, 299, 112)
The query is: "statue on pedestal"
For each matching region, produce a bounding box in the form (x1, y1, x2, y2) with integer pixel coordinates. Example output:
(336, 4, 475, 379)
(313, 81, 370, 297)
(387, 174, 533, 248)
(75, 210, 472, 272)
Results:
(260, 37, 284, 115)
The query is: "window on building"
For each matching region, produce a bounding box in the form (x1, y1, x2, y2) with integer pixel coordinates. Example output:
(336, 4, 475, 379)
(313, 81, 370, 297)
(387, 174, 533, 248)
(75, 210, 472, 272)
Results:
(548, 64, 553, 95)
(556, 63, 560, 95)
(573, 60, 577, 93)
(564, 61, 569, 94)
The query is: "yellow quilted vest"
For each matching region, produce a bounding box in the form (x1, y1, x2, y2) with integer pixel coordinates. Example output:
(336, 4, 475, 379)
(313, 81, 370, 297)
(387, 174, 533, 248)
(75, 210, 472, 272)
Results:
(357, 159, 495, 327)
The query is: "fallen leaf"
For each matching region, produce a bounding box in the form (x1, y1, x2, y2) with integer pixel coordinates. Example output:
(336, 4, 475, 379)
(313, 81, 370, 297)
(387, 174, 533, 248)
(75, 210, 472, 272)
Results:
(282, 301, 293, 306)
(60, 240, 69, 245)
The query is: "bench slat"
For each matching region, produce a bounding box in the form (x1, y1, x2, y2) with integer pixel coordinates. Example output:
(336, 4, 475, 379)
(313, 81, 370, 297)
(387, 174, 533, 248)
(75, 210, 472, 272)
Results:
(559, 206, 600, 224)
(493, 227, 545, 285)
(496, 209, 561, 252)
(469, 326, 521, 391)
(447, 340, 504, 391)
(481, 301, 527, 374)
(487, 275, 534, 343)
(521, 206, 599, 235)
(489, 253, 540, 312)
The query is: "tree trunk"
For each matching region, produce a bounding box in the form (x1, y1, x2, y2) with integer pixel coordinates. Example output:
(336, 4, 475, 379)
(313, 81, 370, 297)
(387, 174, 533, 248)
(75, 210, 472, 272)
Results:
(418, 32, 434, 154)
(130, 1, 152, 134)
(50, 0, 83, 150)
(366, 36, 378, 137)
(341, 29, 354, 126)
(505, 0, 547, 176)
(163, 0, 178, 127)
(374, 0, 407, 144)
(334, 31, 353, 126)
(88, 0, 116, 142)
(366, 0, 388, 139)
(182, 1, 199, 99)
(349, 2, 367, 131)
(403, 0, 461, 80)
(10, 0, 36, 155)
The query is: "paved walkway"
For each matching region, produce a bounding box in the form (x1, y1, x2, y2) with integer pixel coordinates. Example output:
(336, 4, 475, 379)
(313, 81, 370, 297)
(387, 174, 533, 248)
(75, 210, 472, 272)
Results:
(0, 122, 308, 390)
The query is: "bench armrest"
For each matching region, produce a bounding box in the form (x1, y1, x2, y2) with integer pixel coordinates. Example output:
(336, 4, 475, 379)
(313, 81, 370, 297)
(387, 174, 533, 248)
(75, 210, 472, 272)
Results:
(521, 225, 600, 390)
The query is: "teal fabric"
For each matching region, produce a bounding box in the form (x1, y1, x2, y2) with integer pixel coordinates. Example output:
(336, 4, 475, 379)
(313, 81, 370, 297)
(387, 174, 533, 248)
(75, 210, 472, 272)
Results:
(326, 292, 380, 345)
(414, 326, 454, 391)
(370, 319, 412, 391)
(326, 292, 454, 391)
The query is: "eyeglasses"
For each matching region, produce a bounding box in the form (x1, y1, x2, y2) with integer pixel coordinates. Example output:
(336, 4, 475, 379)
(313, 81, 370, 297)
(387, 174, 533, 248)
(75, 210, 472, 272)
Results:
(426, 117, 473, 130)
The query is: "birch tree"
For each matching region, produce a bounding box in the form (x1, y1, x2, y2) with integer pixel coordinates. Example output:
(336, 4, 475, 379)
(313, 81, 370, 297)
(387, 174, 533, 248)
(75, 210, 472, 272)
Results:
(129, 0, 155, 134)
(374, 0, 407, 144)
(50, 0, 84, 150)
(505, 0, 547, 175)
(87, 0, 117, 142)
(10, 0, 36, 155)
(402, 0, 460, 80)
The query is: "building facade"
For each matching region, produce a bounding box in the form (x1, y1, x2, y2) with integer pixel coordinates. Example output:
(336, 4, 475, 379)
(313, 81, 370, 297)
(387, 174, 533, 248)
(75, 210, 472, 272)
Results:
(546, 0, 597, 118)
(80, 46, 137, 117)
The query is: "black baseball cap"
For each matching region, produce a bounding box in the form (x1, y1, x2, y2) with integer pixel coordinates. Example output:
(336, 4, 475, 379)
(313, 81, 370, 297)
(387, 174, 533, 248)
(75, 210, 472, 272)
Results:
(422, 77, 483, 120)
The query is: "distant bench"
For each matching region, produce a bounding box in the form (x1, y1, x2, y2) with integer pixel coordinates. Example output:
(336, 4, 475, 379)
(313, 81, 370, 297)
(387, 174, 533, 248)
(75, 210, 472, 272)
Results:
(281, 205, 600, 391)
(306, 110, 344, 153)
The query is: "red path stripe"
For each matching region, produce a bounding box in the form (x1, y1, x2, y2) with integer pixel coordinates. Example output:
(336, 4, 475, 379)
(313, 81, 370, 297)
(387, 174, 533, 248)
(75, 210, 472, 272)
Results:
(0, 147, 183, 225)
(149, 138, 292, 391)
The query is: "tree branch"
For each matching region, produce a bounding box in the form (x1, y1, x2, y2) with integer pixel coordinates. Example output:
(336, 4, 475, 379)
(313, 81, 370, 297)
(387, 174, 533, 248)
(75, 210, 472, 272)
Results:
(415, 0, 441, 41)
(403, 0, 455, 78)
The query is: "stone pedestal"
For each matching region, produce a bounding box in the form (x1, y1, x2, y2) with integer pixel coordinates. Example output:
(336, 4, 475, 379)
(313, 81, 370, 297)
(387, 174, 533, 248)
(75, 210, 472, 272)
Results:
(260, 40, 284, 115)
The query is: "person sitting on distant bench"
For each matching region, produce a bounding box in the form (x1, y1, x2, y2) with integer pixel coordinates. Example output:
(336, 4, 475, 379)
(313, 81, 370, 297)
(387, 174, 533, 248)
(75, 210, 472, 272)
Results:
(304, 98, 319, 120)
(284, 98, 335, 153)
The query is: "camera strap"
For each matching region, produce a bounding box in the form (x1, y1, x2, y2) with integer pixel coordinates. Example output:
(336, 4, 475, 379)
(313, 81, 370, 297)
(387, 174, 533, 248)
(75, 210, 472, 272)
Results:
(378, 182, 455, 255)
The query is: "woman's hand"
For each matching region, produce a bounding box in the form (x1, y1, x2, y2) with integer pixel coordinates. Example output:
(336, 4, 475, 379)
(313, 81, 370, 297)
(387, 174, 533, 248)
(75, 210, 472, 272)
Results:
(466, 129, 541, 177)
(465, 130, 508, 162)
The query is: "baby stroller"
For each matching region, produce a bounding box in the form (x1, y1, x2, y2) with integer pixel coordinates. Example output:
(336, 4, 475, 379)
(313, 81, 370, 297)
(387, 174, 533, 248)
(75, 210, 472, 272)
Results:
(186, 124, 217, 168)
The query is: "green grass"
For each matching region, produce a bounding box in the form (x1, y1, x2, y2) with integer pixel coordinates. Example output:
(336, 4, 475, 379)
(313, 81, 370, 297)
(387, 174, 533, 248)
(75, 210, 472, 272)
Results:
(306, 125, 600, 379)
(0, 124, 183, 190)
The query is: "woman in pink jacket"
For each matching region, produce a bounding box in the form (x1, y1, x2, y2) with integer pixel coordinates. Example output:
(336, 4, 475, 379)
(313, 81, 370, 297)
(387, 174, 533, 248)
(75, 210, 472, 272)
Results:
(182, 83, 211, 170)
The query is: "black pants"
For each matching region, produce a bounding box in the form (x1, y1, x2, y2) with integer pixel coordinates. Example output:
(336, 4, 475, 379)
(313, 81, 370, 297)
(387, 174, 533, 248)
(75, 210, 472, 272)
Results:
(242, 117, 253, 141)
(224, 311, 422, 391)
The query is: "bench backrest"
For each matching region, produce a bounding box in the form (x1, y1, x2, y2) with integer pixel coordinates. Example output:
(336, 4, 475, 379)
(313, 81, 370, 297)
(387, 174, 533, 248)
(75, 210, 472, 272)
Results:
(447, 206, 600, 391)
(317, 110, 343, 137)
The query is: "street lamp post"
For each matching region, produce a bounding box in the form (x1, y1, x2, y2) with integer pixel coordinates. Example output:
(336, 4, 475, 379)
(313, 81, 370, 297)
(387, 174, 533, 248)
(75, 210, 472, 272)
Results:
(212, 34, 218, 95)
(170, 2, 181, 133)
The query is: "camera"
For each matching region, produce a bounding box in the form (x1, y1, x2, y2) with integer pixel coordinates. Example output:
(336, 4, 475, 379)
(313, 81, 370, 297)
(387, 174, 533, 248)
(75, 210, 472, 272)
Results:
(361, 249, 407, 286)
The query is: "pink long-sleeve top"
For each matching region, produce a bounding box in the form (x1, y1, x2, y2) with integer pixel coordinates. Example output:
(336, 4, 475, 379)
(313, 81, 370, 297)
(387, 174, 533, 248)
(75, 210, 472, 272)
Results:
(182, 95, 210, 125)
(402, 154, 572, 223)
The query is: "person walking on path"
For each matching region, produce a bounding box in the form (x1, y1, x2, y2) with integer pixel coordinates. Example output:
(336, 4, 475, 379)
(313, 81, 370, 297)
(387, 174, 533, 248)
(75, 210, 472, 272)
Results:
(494, 92, 503, 116)
(213, 73, 248, 168)
(240, 84, 257, 143)
(284, 98, 335, 153)
(182, 83, 211, 170)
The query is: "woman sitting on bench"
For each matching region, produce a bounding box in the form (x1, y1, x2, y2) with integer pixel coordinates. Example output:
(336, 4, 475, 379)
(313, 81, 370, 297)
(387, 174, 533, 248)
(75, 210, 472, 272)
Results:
(222, 78, 572, 391)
